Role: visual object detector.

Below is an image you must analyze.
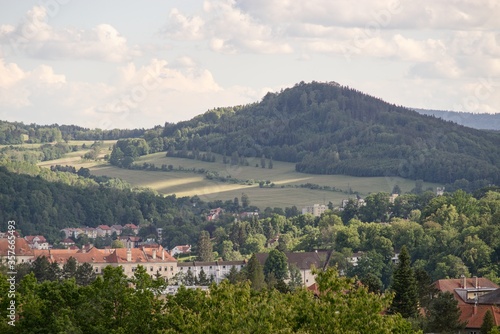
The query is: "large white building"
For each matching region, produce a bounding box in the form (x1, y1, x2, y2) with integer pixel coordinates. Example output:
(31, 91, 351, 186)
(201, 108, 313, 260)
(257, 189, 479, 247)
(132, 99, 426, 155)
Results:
(301, 204, 327, 217)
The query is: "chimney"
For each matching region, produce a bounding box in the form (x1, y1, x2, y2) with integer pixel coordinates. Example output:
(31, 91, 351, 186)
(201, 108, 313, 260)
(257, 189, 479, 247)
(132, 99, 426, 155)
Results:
(462, 274, 466, 289)
(162, 249, 165, 261)
(127, 248, 132, 262)
(473, 302, 477, 315)
(152, 248, 157, 260)
(475, 276, 479, 288)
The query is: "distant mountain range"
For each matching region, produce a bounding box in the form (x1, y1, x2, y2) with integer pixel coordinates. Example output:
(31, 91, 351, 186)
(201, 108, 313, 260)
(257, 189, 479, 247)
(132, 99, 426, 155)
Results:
(414, 109, 500, 131)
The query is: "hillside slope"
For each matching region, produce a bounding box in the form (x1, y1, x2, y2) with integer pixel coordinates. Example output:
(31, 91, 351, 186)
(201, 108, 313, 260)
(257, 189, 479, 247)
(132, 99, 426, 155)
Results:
(159, 81, 500, 185)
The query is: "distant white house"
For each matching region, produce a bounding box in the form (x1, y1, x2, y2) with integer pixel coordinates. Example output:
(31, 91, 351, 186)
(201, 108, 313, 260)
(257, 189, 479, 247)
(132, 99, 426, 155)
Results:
(302, 204, 327, 217)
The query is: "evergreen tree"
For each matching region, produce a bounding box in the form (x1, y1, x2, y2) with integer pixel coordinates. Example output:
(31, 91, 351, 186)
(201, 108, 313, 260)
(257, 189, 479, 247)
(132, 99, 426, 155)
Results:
(62, 256, 77, 280)
(390, 246, 418, 318)
(198, 268, 210, 286)
(75, 262, 96, 286)
(184, 269, 195, 286)
(197, 231, 214, 262)
(31, 256, 51, 282)
(241, 193, 250, 209)
(246, 254, 265, 291)
(481, 310, 495, 334)
(426, 291, 465, 334)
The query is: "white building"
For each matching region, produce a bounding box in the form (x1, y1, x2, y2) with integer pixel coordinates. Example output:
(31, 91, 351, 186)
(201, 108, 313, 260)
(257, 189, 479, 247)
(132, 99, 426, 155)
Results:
(301, 204, 327, 217)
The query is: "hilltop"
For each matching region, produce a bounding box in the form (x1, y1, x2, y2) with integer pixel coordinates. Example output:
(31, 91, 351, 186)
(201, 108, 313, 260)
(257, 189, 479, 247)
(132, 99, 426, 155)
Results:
(157, 81, 500, 185)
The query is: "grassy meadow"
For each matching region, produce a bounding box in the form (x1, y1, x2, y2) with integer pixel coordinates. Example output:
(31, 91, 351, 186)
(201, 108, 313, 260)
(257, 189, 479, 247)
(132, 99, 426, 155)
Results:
(82, 152, 439, 209)
(35, 147, 440, 209)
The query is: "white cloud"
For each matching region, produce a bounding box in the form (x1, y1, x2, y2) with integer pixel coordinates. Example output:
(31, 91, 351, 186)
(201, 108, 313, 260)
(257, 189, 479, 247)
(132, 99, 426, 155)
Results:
(0, 57, 262, 128)
(0, 6, 138, 62)
(163, 8, 205, 40)
(164, 0, 292, 54)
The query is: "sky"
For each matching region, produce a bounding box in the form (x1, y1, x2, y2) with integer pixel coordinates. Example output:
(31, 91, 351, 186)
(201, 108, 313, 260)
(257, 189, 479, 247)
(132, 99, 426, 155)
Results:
(0, 0, 499, 129)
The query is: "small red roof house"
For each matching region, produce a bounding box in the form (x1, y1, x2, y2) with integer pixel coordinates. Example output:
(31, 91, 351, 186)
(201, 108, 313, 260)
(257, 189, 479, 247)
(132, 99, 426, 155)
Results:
(118, 236, 142, 248)
(434, 276, 500, 333)
(123, 224, 139, 235)
(110, 225, 123, 235)
(207, 208, 223, 221)
(170, 244, 192, 257)
(24, 235, 49, 250)
(96, 225, 111, 237)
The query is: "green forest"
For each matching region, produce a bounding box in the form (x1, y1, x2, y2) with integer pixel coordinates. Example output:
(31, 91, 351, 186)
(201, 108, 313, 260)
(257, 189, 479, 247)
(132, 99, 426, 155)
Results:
(155, 81, 500, 185)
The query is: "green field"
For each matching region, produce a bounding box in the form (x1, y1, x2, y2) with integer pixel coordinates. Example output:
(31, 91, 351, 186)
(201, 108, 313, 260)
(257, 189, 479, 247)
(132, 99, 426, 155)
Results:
(37, 149, 439, 209)
(80, 152, 439, 209)
(36, 140, 116, 169)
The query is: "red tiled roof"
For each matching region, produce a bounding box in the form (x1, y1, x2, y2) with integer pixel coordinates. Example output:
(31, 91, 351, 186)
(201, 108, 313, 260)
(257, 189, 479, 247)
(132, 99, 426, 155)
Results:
(434, 278, 500, 330)
(124, 224, 138, 229)
(0, 238, 34, 256)
(458, 304, 500, 329)
(173, 245, 191, 252)
(62, 238, 75, 244)
(25, 235, 47, 243)
(435, 278, 498, 296)
(97, 225, 111, 230)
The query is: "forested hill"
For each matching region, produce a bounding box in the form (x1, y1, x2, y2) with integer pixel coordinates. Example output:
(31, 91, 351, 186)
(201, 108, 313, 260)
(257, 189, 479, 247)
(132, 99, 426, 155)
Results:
(414, 108, 500, 131)
(160, 81, 500, 185)
(0, 120, 146, 144)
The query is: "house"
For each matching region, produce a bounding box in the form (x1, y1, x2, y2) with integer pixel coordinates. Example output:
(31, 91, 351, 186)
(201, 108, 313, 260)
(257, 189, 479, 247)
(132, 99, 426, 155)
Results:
(434, 276, 500, 334)
(110, 225, 123, 236)
(24, 235, 50, 250)
(82, 227, 97, 239)
(0, 237, 34, 264)
(301, 204, 327, 217)
(60, 228, 83, 239)
(118, 236, 142, 248)
(255, 251, 331, 287)
(61, 238, 76, 247)
(240, 211, 259, 219)
(96, 225, 111, 237)
(347, 251, 364, 267)
(207, 208, 223, 221)
(177, 260, 247, 284)
(123, 224, 139, 235)
(170, 244, 192, 257)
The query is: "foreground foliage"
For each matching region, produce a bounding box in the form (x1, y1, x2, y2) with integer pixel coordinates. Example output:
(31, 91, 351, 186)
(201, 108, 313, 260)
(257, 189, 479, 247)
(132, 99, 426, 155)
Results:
(0, 266, 417, 333)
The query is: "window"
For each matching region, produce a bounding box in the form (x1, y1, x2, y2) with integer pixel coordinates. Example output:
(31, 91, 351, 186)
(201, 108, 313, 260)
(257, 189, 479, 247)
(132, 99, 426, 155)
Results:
(132, 267, 136, 272)
(150, 266, 154, 272)
(209, 266, 213, 269)
(95, 267, 99, 273)
(170, 266, 173, 271)
(222, 265, 226, 269)
(158, 267, 162, 271)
